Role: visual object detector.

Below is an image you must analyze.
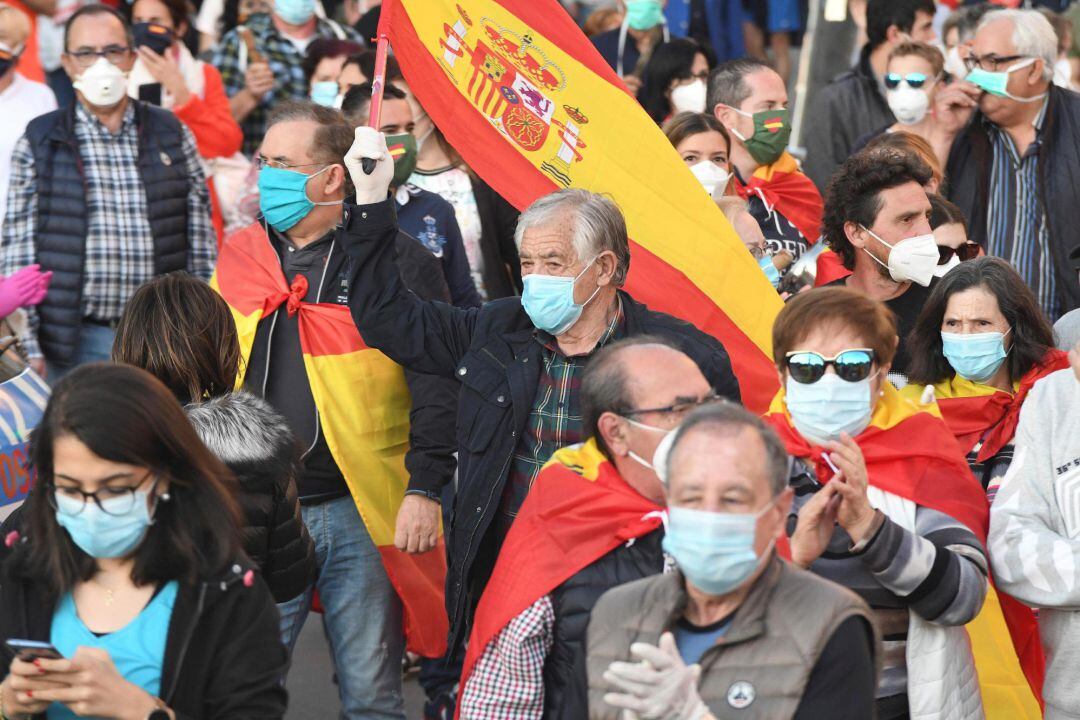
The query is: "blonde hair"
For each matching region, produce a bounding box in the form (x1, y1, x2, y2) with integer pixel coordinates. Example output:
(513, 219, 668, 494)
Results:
(0, 3, 32, 48)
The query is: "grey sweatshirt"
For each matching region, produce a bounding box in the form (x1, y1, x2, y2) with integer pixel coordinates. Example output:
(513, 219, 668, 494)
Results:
(989, 367, 1080, 720)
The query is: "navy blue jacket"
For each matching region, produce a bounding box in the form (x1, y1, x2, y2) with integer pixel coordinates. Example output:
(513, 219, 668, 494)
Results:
(341, 198, 741, 656)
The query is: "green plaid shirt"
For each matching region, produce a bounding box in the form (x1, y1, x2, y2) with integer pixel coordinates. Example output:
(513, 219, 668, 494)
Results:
(499, 300, 624, 533)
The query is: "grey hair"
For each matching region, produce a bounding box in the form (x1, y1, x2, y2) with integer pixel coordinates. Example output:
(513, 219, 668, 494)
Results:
(979, 9, 1057, 82)
(665, 402, 790, 496)
(514, 189, 631, 286)
(706, 57, 772, 114)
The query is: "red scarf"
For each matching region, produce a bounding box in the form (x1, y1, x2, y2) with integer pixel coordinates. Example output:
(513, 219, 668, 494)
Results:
(734, 152, 823, 245)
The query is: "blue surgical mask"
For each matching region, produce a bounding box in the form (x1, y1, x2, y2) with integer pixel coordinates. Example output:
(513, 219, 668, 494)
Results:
(941, 329, 1011, 383)
(785, 372, 874, 446)
(258, 164, 342, 232)
(310, 81, 340, 108)
(966, 58, 1047, 104)
(662, 502, 774, 596)
(273, 0, 314, 25)
(521, 258, 601, 335)
(54, 491, 156, 559)
(759, 255, 781, 288)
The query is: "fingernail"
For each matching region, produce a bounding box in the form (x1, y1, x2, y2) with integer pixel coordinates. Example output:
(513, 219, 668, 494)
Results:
(26, 690, 32, 697)
(32, 659, 40, 667)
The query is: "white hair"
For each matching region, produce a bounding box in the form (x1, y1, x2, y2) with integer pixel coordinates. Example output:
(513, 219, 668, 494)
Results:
(978, 9, 1057, 82)
(513, 189, 631, 285)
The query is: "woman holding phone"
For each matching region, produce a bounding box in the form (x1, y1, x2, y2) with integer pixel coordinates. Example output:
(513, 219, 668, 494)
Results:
(0, 364, 286, 719)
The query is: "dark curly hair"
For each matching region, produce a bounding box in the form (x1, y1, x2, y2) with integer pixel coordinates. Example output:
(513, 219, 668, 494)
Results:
(822, 149, 933, 270)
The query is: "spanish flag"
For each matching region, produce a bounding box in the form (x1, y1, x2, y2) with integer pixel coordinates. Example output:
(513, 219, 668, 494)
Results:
(766, 384, 1043, 718)
(380, 0, 783, 411)
(211, 223, 449, 657)
(733, 152, 823, 245)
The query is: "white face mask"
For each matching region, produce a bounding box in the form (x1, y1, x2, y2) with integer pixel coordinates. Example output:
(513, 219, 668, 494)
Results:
(945, 45, 967, 80)
(933, 253, 961, 278)
(887, 85, 930, 125)
(688, 160, 731, 196)
(621, 417, 672, 471)
(1054, 57, 1073, 89)
(73, 56, 129, 108)
(670, 78, 707, 114)
(861, 225, 939, 287)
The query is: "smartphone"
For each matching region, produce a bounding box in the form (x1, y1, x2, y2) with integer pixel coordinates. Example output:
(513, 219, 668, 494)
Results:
(5, 639, 63, 662)
(138, 82, 163, 106)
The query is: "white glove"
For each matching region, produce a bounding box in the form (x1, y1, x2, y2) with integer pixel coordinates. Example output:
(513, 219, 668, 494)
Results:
(603, 633, 711, 720)
(345, 126, 394, 205)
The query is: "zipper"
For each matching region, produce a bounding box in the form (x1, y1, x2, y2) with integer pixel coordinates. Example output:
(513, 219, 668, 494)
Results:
(457, 448, 512, 627)
(163, 583, 207, 704)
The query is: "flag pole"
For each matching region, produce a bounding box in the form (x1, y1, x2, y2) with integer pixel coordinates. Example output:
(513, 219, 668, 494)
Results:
(362, 33, 390, 175)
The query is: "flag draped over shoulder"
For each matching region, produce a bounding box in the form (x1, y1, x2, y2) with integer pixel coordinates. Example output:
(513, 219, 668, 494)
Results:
(458, 439, 661, 704)
(211, 224, 448, 657)
(380, 0, 783, 411)
(734, 151, 823, 245)
(766, 384, 1044, 718)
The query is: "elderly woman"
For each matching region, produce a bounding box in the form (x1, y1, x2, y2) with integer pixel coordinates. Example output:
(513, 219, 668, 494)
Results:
(768, 287, 990, 720)
(903, 257, 1067, 499)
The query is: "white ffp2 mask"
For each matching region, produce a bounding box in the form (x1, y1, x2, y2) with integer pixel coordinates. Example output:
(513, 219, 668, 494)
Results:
(73, 56, 129, 108)
(862, 226, 939, 287)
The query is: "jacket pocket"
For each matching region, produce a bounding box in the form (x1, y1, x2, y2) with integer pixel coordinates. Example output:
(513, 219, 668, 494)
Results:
(455, 351, 511, 453)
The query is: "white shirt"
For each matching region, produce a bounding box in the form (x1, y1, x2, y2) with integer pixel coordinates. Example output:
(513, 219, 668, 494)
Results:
(0, 74, 56, 234)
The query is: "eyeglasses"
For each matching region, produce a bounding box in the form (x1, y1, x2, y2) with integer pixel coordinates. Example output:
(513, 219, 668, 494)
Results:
(65, 45, 132, 68)
(623, 392, 723, 418)
(937, 242, 981, 265)
(48, 473, 157, 517)
(963, 53, 1025, 73)
(785, 349, 876, 384)
(254, 156, 328, 171)
(884, 72, 931, 90)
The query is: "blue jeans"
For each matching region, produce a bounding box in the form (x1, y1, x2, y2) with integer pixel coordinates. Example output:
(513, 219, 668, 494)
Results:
(46, 323, 116, 380)
(278, 495, 405, 719)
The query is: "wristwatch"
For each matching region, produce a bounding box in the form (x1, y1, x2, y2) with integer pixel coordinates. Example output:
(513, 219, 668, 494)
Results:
(147, 711, 171, 720)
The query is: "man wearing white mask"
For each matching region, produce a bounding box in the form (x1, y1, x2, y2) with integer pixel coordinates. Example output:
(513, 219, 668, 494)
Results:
(341, 126, 741, 663)
(1, 4, 214, 377)
(821, 148, 938, 383)
(458, 337, 716, 719)
(942, 9, 1080, 323)
(212, 0, 359, 154)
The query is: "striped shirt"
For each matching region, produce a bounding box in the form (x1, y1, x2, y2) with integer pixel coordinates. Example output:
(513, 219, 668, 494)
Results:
(985, 101, 1059, 320)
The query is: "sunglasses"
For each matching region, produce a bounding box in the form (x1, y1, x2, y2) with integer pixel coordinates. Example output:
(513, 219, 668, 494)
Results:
(884, 72, 930, 90)
(785, 349, 876, 385)
(937, 242, 981, 265)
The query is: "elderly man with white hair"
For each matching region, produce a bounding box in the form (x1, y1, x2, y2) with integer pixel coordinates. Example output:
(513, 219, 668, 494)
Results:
(939, 8, 1080, 321)
(340, 126, 741, 661)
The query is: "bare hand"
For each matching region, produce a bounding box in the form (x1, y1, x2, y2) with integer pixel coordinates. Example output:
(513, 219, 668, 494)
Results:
(243, 61, 275, 98)
(394, 494, 440, 554)
(822, 433, 877, 543)
(28, 647, 160, 719)
(933, 80, 980, 137)
(136, 46, 191, 105)
(2, 659, 62, 715)
(622, 74, 642, 94)
(790, 482, 841, 568)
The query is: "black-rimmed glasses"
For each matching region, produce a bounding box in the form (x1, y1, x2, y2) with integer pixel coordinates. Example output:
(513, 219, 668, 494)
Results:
(623, 392, 723, 418)
(963, 53, 1025, 73)
(49, 474, 158, 517)
(65, 45, 132, 68)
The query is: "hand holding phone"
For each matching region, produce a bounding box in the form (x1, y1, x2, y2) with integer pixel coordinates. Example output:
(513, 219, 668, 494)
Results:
(4, 639, 63, 663)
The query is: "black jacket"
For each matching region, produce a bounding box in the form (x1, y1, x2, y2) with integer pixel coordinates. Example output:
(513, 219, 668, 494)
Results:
(802, 46, 895, 191)
(469, 176, 522, 299)
(185, 391, 316, 603)
(946, 85, 1080, 313)
(0, 542, 287, 719)
(23, 101, 191, 363)
(339, 197, 741, 656)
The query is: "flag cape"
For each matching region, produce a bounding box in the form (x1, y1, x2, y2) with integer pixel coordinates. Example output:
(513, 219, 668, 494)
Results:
(380, 0, 782, 411)
(813, 247, 852, 286)
(211, 223, 448, 657)
(766, 384, 1043, 717)
(901, 350, 1070, 461)
(458, 439, 662, 707)
(733, 152, 823, 245)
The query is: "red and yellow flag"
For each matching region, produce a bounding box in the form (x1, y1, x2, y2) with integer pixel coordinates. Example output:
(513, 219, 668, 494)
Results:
(211, 224, 448, 657)
(734, 152, 823, 245)
(380, 0, 783, 411)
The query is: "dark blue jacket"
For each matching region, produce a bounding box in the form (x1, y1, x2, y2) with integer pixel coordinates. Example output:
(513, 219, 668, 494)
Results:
(340, 197, 740, 656)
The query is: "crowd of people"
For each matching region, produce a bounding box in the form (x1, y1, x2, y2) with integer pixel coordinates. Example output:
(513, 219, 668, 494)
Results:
(0, 0, 1079, 717)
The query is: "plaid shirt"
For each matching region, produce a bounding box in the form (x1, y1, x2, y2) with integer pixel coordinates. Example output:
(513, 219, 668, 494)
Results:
(212, 13, 362, 155)
(499, 301, 624, 534)
(1, 101, 215, 358)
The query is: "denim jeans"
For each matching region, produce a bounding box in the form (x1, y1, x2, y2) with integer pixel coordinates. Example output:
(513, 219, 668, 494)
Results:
(46, 323, 116, 381)
(278, 495, 405, 719)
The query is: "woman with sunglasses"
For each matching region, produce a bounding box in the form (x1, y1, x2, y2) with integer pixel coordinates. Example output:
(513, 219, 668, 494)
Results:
(0, 364, 287, 718)
(929, 193, 981, 278)
(768, 287, 991, 720)
(904, 257, 1068, 499)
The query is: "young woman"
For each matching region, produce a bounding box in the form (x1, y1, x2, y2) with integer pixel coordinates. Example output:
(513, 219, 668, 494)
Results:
(637, 38, 711, 123)
(0, 364, 287, 718)
(302, 37, 363, 106)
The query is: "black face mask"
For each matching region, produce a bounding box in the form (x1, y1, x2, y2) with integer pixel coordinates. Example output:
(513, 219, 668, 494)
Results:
(132, 22, 175, 55)
(0, 45, 18, 77)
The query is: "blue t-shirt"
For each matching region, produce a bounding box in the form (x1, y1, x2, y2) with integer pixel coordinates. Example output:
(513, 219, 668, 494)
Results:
(672, 613, 733, 665)
(49, 581, 179, 718)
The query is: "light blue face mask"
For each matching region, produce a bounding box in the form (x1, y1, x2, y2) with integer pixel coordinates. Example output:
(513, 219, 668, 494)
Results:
(941, 329, 1011, 383)
(662, 502, 775, 596)
(966, 58, 1047, 103)
(785, 372, 874, 446)
(759, 255, 781, 289)
(624, 0, 664, 31)
(258, 164, 342, 232)
(55, 489, 158, 559)
(521, 258, 601, 335)
(273, 0, 314, 25)
(310, 81, 340, 108)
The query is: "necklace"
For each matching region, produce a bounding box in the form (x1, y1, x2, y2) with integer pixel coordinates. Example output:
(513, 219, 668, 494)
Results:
(91, 577, 120, 606)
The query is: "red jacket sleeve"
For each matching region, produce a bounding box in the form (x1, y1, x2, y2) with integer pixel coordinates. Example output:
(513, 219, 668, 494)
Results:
(174, 64, 244, 159)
